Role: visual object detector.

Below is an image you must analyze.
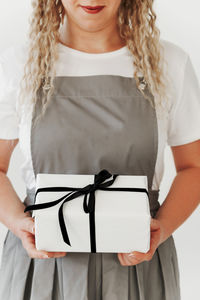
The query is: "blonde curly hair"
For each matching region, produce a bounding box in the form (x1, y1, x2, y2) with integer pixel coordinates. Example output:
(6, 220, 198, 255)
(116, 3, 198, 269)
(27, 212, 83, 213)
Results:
(19, 0, 170, 127)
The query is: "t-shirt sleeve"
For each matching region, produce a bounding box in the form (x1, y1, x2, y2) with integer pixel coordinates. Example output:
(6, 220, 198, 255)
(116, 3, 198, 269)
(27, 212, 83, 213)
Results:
(167, 54, 200, 146)
(0, 53, 20, 140)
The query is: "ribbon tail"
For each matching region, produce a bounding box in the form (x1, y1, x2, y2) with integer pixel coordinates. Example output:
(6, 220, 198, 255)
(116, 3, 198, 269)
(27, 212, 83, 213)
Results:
(24, 201, 60, 213)
(58, 201, 71, 246)
(24, 194, 72, 213)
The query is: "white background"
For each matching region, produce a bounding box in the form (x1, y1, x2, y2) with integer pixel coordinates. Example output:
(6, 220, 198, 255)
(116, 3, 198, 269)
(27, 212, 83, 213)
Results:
(0, 1, 199, 299)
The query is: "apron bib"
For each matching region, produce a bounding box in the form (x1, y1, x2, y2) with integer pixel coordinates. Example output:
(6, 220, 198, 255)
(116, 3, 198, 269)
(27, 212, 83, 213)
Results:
(0, 75, 181, 300)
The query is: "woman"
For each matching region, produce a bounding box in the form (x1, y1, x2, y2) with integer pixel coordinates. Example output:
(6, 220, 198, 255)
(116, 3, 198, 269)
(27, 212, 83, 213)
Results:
(0, 0, 200, 299)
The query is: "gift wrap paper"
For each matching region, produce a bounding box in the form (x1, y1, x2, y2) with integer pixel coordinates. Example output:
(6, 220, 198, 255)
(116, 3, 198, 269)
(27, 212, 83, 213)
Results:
(32, 173, 151, 253)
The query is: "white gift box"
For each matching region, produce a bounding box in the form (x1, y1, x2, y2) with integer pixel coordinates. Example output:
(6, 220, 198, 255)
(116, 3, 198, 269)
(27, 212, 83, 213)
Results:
(29, 170, 151, 253)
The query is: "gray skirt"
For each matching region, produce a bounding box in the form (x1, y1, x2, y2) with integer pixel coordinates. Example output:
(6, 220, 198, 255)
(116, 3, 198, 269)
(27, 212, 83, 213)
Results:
(0, 227, 181, 300)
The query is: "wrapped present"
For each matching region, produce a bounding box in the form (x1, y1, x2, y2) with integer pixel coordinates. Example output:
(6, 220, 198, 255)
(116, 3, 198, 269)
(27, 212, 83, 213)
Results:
(24, 169, 151, 253)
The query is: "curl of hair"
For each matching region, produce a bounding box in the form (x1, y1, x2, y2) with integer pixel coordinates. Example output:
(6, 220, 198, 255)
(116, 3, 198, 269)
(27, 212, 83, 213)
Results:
(19, 0, 171, 128)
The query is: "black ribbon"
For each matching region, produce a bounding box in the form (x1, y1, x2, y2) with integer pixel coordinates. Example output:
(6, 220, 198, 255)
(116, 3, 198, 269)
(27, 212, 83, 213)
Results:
(24, 169, 149, 253)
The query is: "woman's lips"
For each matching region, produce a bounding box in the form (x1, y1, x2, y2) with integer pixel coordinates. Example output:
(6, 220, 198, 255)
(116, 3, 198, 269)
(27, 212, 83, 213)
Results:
(80, 5, 105, 14)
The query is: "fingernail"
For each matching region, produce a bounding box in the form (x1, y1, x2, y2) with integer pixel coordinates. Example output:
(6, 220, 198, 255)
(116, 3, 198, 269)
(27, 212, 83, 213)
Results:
(31, 227, 35, 233)
(128, 253, 136, 257)
(43, 254, 49, 258)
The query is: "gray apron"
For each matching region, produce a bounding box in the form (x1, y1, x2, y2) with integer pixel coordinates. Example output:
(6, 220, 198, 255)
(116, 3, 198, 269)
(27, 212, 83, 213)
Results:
(0, 75, 181, 300)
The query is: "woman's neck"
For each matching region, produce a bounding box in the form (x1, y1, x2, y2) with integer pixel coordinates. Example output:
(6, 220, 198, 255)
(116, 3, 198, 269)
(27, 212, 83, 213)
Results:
(58, 18, 126, 54)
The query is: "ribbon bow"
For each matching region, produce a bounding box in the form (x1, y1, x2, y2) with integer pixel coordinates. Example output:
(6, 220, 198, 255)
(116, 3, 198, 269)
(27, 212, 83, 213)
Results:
(24, 169, 149, 252)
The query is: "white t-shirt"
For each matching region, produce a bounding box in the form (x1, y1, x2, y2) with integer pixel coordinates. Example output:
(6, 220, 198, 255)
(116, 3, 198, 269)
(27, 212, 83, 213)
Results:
(0, 39, 200, 191)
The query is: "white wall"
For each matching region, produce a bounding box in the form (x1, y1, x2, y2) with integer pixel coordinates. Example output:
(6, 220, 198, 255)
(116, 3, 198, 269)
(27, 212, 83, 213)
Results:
(0, 0, 31, 267)
(0, 1, 199, 299)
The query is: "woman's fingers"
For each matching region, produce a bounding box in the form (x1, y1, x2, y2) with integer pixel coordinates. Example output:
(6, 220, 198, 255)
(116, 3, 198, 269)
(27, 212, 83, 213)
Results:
(117, 218, 162, 266)
(21, 231, 48, 259)
(21, 227, 67, 259)
(150, 217, 161, 231)
(117, 252, 141, 266)
(18, 216, 35, 238)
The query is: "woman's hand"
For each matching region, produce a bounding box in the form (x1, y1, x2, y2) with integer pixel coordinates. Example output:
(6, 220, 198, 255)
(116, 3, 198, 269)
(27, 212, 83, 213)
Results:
(12, 212, 67, 259)
(117, 217, 165, 266)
